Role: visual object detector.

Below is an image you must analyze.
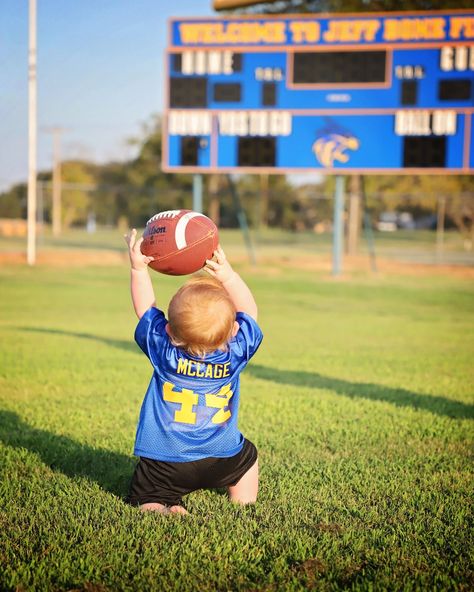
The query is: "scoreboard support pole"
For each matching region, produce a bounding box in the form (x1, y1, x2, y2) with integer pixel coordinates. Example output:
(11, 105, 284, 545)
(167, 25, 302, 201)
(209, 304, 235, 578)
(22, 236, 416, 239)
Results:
(192, 174, 203, 213)
(361, 176, 378, 273)
(332, 176, 345, 276)
(227, 175, 257, 266)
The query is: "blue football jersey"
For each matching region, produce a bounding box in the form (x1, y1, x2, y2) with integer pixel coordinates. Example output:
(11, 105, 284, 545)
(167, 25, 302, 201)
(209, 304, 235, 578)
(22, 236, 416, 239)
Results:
(133, 307, 263, 462)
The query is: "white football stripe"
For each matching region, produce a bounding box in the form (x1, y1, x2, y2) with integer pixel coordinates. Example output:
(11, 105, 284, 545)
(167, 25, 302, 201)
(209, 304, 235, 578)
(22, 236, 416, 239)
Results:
(175, 212, 206, 250)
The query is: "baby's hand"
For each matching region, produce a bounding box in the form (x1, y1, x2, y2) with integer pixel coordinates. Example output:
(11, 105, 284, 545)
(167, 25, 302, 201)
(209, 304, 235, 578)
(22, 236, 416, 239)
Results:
(204, 245, 234, 283)
(124, 229, 154, 271)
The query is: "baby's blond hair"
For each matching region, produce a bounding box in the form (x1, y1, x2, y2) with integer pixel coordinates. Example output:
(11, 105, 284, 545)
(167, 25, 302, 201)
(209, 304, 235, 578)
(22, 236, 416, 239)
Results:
(167, 275, 236, 358)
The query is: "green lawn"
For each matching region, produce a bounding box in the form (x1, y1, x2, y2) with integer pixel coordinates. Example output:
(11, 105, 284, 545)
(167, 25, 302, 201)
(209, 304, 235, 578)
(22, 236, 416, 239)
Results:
(0, 256, 473, 591)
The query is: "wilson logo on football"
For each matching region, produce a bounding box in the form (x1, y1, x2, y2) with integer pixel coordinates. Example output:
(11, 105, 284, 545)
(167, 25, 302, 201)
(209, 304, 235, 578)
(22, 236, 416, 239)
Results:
(148, 226, 167, 235)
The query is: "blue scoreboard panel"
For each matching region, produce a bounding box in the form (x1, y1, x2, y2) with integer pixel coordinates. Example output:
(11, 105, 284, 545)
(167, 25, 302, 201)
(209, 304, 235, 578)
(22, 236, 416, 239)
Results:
(163, 10, 474, 174)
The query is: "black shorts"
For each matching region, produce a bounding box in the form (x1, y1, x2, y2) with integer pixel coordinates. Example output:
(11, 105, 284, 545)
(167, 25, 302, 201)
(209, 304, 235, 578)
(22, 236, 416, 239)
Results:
(128, 439, 257, 508)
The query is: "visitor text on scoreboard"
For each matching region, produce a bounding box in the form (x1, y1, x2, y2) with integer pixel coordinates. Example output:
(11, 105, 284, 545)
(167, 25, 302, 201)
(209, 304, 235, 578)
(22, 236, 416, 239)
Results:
(163, 10, 474, 174)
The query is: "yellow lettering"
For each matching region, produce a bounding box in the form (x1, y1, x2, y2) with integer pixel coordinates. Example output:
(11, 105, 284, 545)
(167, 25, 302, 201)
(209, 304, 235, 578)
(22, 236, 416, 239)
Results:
(323, 19, 380, 43)
(289, 21, 320, 43)
(383, 17, 446, 41)
(223, 362, 230, 377)
(179, 23, 202, 44)
(206, 384, 233, 424)
(323, 20, 342, 42)
(205, 364, 214, 378)
(163, 382, 198, 424)
(179, 21, 286, 45)
(226, 23, 245, 43)
(361, 19, 381, 42)
(179, 23, 222, 44)
(196, 363, 205, 378)
(177, 358, 188, 374)
(425, 18, 446, 40)
(450, 17, 474, 40)
(383, 19, 398, 41)
(266, 22, 286, 43)
(187, 361, 196, 377)
(214, 364, 223, 378)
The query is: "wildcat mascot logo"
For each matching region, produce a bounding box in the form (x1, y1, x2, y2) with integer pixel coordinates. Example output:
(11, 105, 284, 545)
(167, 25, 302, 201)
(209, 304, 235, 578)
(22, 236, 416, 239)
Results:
(312, 119, 360, 167)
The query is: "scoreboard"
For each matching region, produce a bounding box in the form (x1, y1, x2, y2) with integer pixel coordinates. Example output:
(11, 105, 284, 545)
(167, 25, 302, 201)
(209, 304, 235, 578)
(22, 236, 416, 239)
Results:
(163, 10, 474, 174)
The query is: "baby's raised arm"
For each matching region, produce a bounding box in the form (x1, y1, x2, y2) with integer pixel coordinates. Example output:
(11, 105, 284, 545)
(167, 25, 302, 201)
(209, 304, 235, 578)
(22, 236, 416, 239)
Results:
(124, 229, 156, 319)
(204, 246, 258, 320)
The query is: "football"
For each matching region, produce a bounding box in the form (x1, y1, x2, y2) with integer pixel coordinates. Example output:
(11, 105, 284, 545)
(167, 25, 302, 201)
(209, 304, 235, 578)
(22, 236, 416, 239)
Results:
(141, 209, 219, 275)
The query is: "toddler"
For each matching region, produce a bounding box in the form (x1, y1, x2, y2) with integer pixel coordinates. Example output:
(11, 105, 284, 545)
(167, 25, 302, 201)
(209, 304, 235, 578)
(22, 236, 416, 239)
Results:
(124, 229, 263, 514)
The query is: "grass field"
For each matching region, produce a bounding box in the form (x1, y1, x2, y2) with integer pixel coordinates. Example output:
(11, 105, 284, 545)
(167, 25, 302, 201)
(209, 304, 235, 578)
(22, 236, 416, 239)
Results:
(0, 239, 473, 591)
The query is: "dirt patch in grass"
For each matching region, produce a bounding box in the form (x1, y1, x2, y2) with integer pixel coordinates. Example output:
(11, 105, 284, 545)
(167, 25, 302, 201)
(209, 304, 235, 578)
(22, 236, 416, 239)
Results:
(246, 254, 474, 280)
(0, 250, 127, 267)
(293, 557, 327, 587)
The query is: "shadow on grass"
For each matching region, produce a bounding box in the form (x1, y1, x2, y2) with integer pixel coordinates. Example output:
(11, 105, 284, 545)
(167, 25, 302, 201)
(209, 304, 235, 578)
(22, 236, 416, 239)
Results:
(19, 326, 137, 354)
(0, 410, 135, 498)
(247, 364, 474, 420)
(18, 327, 474, 420)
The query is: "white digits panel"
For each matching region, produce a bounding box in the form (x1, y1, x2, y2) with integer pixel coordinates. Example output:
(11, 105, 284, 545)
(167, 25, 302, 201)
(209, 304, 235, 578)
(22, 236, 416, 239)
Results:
(395, 111, 431, 135)
(270, 112, 292, 136)
(168, 111, 211, 136)
(249, 111, 268, 136)
(440, 46, 474, 71)
(219, 111, 292, 136)
(432, 111, 456, 135)
(395, 110, 457, 136)
(178, 51, 236, 75)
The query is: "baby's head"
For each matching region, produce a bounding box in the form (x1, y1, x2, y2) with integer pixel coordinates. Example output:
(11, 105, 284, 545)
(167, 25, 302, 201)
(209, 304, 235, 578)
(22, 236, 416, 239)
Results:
(167, 275, 237, 358)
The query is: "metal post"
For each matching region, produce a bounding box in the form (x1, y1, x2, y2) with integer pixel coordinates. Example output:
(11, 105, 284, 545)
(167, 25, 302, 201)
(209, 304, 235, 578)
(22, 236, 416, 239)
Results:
(361, 175, 377, 273)
(347, 174, 361, 255)
(52, 128, 63, 236)
(192, 174, 203, 213)
(436, 195, 446, 264)
(37, 180, 44, 244)
(227, 175, 256, 265)
(332, 175, 345, 276)
(258, 173, 269, 231)
(27, 0, 37, 265)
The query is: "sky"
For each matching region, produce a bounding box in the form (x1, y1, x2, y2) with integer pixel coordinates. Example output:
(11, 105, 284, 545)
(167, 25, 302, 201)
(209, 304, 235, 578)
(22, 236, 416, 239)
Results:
(0, 0, 216, 191)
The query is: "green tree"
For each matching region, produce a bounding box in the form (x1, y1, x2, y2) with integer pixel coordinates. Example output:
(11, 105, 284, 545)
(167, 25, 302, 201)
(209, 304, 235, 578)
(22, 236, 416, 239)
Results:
(0, 184, 26, 219)
(61, 161, 96, 228)
(122, 116, 195, 226)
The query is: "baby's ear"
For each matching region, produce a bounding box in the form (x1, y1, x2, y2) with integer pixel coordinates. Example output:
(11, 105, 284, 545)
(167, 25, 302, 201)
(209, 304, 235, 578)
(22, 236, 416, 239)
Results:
(231, 321, 239, 337)
(165, 323, 172, 337)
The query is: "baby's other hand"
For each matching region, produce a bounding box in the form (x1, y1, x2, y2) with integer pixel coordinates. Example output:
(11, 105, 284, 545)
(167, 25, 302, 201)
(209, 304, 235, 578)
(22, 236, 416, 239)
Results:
(204, 245, 234, 283)
(124, 229, 154, 271)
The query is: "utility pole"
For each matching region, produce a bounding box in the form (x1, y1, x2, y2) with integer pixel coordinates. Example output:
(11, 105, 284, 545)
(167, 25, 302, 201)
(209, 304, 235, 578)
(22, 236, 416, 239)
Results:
(43, 127, 64, 236)
(27, 0, 37, 265)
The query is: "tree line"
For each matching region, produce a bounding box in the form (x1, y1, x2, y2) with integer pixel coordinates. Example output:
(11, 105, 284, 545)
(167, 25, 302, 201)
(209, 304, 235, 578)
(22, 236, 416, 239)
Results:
(1, 0, 473, 239)
(0, 114, 472, 238)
